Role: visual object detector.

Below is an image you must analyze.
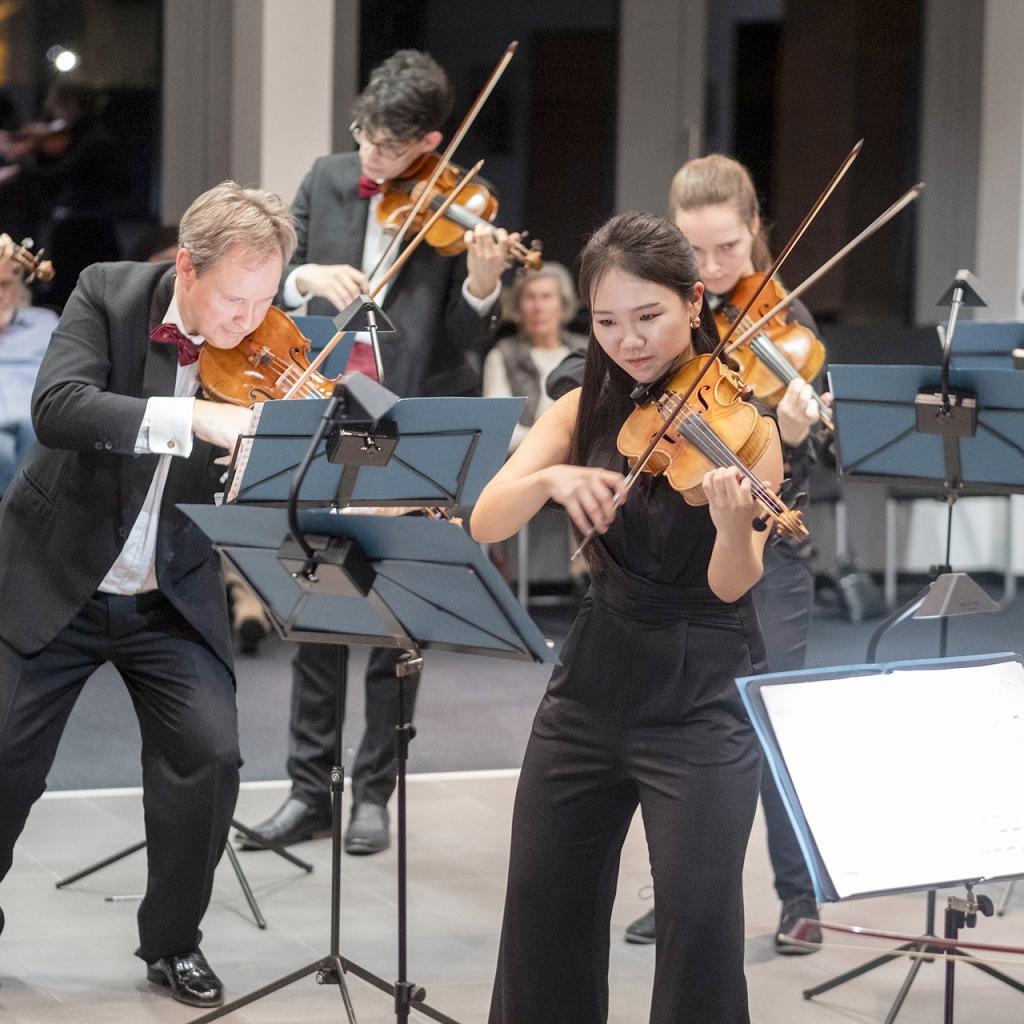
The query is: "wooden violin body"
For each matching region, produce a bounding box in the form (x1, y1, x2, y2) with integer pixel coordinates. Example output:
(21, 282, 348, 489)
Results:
(376, 153, 542, 269)
(617, 353, 806, 539)
(716, 273, 826, 406)
(618, 355, 773, 506)
(197, 306, 335, 406)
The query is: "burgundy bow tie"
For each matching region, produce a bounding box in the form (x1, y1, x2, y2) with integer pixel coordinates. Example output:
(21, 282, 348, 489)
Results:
(150, 322, 202, 366)
(358, 175, 382, 200)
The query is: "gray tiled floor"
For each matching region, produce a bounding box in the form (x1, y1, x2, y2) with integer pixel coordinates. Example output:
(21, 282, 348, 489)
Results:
(2, 776, 1022, 1023)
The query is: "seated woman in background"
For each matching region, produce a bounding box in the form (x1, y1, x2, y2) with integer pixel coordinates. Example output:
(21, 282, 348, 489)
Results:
(484, 262, 587, 451)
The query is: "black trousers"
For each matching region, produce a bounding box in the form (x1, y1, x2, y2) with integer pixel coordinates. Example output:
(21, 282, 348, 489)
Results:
(287, 642, 420, 812)
(490, 583, 764, 1024)
(751, 558, 816, 901)
(0, 592, 240, 963)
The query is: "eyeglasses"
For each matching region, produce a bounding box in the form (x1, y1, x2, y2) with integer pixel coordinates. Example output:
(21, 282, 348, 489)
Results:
(348, 121, 418, 162)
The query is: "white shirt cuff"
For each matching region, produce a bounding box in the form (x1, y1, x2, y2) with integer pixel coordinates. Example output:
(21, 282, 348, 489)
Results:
(136, 396, 195, 457)
(462, 279, 501, 316)
(282, 267, 308, 309)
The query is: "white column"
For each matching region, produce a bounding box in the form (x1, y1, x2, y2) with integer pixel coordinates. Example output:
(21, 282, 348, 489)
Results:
(258, 0, 336, 205)
(615, 0, 707, 214)
(975, 0, 1024, 321)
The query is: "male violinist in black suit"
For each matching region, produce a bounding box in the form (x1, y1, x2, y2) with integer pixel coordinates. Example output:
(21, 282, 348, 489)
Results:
(0, 181, 296, 1008)
(240, 49, 514, 857)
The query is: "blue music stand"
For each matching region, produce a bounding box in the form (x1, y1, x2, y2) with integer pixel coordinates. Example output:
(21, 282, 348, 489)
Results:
(179, 379, 550, 1024)
(737, 653, 1024, 1020)
(223, 386, 523, 509)
(947, 321, 1024, 371)
(292, 313, 356, 378)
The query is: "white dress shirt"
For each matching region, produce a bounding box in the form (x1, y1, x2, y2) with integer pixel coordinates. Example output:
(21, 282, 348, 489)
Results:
(98, 291, 199, 595)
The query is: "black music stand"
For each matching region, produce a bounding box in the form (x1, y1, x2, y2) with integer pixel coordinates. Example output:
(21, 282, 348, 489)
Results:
(737, 653, 1024, 1023)
(178, 383, 551, 1024)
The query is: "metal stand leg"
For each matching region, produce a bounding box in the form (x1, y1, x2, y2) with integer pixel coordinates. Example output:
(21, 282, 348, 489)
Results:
(996, 880, 1016, 917)
(55, 820, 311, 931)
(188, 651, 461, 1024)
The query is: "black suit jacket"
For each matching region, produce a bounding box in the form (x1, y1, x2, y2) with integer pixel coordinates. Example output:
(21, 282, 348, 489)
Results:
(283, 152, 493, 398)
(0, 262, 232, 668)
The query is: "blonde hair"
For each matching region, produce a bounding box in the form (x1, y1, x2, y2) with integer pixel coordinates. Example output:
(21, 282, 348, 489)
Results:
(178, 181, 297, 274)
(668, 154, 772, 272)
(509, 262, 578, 326)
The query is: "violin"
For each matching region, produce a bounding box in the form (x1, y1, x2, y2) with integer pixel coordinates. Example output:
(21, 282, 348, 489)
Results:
(377, 153, 542, 270)
(617, 354, 808, 539)
(5, 237, 55, 283)
(197, 306, 336, 406)
(715, 273, 832, 430)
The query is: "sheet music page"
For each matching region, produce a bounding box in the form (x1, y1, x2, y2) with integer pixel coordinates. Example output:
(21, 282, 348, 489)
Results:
(224, 404, 266, 504)
(761, 659, 1024, 899)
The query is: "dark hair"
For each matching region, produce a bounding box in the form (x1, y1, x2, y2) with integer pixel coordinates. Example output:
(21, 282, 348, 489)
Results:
(570, 211, 720, 472)
(351, 50, 452, 141)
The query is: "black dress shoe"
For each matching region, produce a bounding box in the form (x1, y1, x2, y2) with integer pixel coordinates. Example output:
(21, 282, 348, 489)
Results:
(147, 948, 224, 1008)
(344, 802, 390, 855)
(775, 894, 822, 954)
(624, 906, 656, 944)
(235, 796, 332, 850)
(237, 616, 267, 655)
(0, 902, 4, 936)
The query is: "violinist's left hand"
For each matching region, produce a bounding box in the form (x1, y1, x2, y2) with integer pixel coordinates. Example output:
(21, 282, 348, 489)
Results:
(465, 223, 518, 300)
(776, 378, 830, 447)
(0, 233, 13, 263)
(703, 466, 760, 540)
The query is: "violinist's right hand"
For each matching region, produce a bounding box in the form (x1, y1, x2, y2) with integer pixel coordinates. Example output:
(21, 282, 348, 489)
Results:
(192, 399, 254, 455)
(543, 465, 625, 538)
(294, 263, 370, 311)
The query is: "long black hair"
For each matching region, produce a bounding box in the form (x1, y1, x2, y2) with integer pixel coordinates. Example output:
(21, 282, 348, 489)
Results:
(570, 211, 719, 471)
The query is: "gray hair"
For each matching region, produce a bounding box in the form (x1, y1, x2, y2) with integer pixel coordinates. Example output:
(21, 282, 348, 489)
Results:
(509, 262, 578, 326)
(178, 181, 297, 274)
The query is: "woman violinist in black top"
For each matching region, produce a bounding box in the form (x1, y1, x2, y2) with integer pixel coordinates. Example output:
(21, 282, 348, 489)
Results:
(473, 211, 783, 1024)
(623, 154, 827, 952)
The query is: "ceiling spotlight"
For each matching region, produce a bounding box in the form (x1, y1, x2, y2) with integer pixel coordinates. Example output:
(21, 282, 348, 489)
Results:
(54, 50, 79, 73)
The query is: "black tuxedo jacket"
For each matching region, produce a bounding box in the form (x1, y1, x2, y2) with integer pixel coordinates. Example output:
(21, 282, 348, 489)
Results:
(283, 152, 493, 398)
(0, 262, 232, 668)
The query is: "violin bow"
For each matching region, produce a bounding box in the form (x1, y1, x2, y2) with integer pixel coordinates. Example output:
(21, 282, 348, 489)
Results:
(281, 162, 486, 399)
(571, 139, 863, 559)
(367, 40, 518, 288)
(725, 182, 925, 356)
(791, 919, 1024, 964)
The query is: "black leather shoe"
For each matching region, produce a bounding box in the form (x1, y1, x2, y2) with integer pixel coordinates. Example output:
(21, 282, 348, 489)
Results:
(147, 948, 224, 1008)
(776, 894, 822, 954)
(344, 802, 390, 855)
(235, 796, 332, 850)
(0, 902, 5, 936)
(237, 616, 267, 655)
(624, 906, 656, 944)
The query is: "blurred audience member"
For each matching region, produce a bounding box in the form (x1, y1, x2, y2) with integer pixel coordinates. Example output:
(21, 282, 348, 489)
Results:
(0, 235, 57, 493)
(484, 263, 586, 452)
(0, 83, 124, 310)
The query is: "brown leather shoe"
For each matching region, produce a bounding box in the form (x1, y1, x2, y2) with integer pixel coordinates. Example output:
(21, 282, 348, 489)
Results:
(147, 948, 224, 1007)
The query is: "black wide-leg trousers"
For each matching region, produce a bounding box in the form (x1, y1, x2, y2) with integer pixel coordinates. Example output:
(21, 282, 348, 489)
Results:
(287, 642, 421, 812)
(0, 592, 240, 962)
(490, 588, 764, 1024)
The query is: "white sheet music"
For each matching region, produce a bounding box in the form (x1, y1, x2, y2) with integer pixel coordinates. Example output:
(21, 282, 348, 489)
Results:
(761, 659, 1024, 899)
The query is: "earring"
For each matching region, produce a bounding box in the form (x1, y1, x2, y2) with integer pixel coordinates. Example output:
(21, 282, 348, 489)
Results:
(690, 316, 701, 330)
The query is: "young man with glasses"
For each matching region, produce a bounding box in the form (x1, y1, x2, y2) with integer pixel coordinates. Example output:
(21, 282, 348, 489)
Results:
(240, 49, 513, 857)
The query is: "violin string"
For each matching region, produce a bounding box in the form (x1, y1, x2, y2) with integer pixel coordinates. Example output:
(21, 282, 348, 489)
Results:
(656, 393, 789, 512)
(672, 409, 783, 514)
(747, 336, 833, 425)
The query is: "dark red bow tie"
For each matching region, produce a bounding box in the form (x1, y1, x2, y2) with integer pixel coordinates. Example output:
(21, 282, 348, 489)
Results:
(150, 322, 202, 366)
(358, 175, 382, 200)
